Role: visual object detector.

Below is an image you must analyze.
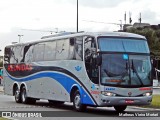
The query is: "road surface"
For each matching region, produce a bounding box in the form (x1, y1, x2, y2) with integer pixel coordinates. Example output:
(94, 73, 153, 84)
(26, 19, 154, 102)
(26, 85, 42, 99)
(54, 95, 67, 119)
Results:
(0, 92, 160, 120)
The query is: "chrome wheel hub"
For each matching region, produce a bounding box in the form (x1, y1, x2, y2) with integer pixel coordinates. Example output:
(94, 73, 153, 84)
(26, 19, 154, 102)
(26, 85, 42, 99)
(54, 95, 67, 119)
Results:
(74, 94, 81, 109)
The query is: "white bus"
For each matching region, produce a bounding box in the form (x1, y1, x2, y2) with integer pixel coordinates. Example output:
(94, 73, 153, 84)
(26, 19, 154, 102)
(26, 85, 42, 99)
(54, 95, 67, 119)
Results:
(3, 32, 153, 112)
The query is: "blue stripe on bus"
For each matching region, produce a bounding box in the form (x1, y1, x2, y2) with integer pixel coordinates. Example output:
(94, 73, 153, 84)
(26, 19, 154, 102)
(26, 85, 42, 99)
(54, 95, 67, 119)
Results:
(7, 71, 95, 105)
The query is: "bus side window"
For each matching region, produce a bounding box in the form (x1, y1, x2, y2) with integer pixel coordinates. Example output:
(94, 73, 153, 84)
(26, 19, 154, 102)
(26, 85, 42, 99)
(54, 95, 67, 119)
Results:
(4, 47, 11, 64)
(21, 44, 32, 63)
(33, 43, 45, 62)
(75, 37, 83, 60)
(24, 45, 34, 63)
(69, 37, 83, 60)
(56, 39, 69, 60)
(8, 46, 24, 63)
(44, 41, 56, 61)
(17, 46, 24, 63)
(10, 47, 18, 63)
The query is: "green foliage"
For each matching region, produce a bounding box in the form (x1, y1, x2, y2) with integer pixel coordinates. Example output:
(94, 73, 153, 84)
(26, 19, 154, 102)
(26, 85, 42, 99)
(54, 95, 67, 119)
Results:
(0, 61, 3, 67)
(142, 95, 160, 109)
(0, 117, 9, 120)
(126, 27, 160, 57)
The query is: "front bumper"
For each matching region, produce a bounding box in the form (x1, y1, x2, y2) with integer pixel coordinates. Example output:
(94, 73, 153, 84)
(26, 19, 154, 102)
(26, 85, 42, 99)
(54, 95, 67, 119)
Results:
(98, 96, 152, 107)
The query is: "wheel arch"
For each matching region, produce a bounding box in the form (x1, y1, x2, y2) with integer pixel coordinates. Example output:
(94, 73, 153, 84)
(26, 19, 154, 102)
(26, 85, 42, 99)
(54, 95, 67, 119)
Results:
(13, 82, 20, 96)
(20, 82, 27, 92)
(70, 84, 82, 102)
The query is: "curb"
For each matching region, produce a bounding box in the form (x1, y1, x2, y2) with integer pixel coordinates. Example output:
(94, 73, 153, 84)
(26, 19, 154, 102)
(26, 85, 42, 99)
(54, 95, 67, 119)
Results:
(129, 106, 160, 111)
(153, 87, 160, 89)
(0, 85, 4, 92)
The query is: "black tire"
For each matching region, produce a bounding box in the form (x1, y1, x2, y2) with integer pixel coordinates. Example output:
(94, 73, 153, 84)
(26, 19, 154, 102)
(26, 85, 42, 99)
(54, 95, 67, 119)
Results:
(14, 86, 22, 103)
(73, 90, 86, 112)
(28, 98, 36, 104)
(48, 100, 64, 106)
(21, 86, 36, 104)
(114, 105, 127, 112)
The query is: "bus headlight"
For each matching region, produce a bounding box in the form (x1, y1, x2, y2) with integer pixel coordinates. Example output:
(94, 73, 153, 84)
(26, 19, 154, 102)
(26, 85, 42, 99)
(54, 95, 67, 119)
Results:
(143, 92, 152, 96)
(101, 91, 116, 96)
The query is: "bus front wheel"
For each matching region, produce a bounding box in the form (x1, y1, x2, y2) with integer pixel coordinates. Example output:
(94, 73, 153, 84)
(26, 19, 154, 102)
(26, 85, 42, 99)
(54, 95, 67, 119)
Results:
(73, 90, 86, 112)
(114, 105, 127, 112)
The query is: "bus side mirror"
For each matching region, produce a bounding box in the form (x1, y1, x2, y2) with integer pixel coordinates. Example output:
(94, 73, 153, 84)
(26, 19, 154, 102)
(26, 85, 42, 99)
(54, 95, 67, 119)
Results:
(152, 59, 157, 68)
(96, 54, 102, 66)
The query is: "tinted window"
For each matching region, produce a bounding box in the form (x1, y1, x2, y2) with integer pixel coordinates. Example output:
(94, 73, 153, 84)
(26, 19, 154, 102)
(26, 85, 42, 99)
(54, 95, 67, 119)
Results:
(33, 43, 45, 61)
(98, 38, 149, 53)
(44, 41, 56, 61)
(56, 39, 69, 60)
(9, 46, 24, 63)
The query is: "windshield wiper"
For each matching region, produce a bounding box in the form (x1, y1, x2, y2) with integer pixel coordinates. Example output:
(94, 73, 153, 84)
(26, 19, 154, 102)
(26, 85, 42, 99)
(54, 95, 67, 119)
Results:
(103, 69, 119, 77)
(131, 60, 144, 85)
(103, 69, 127, 85)
(120, 60, 129, 79)
(103, 60, 129, 85)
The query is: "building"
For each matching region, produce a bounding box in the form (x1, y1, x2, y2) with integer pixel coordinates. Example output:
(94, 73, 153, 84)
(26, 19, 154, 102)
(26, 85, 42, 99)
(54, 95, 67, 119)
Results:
(133, 22, 150, 28)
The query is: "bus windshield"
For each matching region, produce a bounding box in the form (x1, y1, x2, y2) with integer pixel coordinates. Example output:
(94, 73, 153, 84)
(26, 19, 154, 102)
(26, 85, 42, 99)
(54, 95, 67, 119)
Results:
(98, 37, 152, 87)
(101, 54, 152, 87)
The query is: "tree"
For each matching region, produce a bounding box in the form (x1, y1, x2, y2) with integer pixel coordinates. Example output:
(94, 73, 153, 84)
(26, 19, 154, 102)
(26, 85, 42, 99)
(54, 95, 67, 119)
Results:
(0, 56, 3, 67)
(126, 27, 160, 58)
(0, 61, 3, 67)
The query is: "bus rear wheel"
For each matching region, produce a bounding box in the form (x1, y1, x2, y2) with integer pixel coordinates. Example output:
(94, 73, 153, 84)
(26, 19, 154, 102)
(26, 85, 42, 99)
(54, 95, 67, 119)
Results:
(21, 86, 36, 104)
(114, 105, 127, 112)
(73, 90, 86, 112)
(14, 86, 21, 103)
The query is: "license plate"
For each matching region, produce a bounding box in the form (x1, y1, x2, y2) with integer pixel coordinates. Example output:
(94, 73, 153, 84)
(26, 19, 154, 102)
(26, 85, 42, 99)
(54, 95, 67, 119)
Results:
(125, 100, 134, 104)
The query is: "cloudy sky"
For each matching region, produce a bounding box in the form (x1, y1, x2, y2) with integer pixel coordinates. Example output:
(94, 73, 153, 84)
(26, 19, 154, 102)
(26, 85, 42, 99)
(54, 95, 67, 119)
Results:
(0, 0, 160, 55)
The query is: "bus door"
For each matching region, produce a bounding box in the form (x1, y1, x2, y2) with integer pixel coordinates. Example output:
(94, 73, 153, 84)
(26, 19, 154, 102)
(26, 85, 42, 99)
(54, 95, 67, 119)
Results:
(84, 36, 100, 92)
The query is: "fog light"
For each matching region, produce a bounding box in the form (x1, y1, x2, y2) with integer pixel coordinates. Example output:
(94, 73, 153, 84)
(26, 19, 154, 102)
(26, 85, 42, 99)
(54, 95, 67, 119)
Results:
(102, 99, 110, 103)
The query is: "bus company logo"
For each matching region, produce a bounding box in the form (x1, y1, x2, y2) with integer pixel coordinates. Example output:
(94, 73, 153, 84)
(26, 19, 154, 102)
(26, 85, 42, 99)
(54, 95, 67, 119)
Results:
(75, 66, 82, 71)
(2, 112, 11, 117)
(128, 92, 132, 96)
(91, 84, 96, 90)
(7, 64, 33, 72)
(123, 54, 128, 60)
(106, 88, 115, 91)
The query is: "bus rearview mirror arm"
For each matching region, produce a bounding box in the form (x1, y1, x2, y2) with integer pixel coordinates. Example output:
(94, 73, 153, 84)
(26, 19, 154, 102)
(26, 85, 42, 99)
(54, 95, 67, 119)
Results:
(96, 54, 102, 66)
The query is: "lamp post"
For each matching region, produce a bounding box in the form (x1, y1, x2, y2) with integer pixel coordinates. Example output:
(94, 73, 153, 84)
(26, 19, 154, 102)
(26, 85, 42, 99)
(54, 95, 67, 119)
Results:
(77, 0, 78, 32)
(18, 34, 23, 43)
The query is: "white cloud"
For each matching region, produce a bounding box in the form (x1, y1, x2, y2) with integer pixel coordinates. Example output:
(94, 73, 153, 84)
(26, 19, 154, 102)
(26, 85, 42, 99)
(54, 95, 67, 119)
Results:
(57, 0, 128, 8)
(0, 0, 160, 55)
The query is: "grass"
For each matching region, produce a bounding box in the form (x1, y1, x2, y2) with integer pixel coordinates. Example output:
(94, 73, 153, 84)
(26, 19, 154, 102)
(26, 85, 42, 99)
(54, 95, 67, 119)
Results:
(142, 95, 160, 109)
(0, 117, 8, 120)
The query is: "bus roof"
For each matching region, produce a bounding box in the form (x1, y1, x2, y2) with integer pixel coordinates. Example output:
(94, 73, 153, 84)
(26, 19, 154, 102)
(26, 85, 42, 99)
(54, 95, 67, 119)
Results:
(5, 32, 146, 47)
